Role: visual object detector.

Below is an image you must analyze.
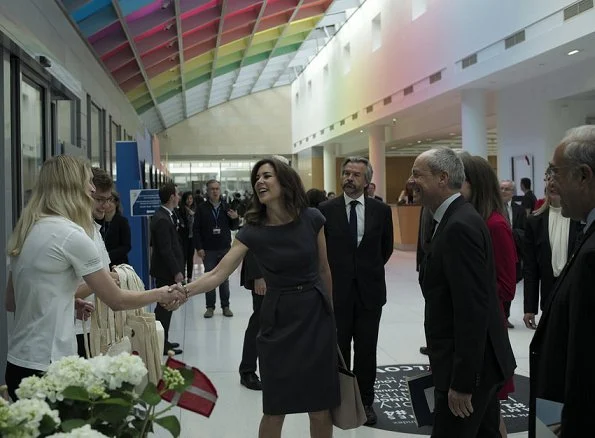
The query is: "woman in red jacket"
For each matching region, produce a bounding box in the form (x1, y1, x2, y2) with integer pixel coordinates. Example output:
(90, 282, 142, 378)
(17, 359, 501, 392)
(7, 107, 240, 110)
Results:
(459, 154, 517, 438)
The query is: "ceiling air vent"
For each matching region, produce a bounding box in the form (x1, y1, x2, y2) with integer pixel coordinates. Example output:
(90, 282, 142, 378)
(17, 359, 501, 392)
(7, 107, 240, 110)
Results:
(564, 0, 594, 20)
(383, 96, 392, 105)
(462, 53, 477, 69)
(429, 71, 442, 84)
(505, 30, 525, 49)
(404, 85, 414, 96)
(330, 124, 335, 131)
(320, 129, 325, 135)
(340, 120, 346, 126)
(352, 113, 358, 120)
(366, 105, 373, 113)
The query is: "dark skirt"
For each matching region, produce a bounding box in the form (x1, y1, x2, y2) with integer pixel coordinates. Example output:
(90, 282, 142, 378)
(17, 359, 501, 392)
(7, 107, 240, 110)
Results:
(257, 284, 340, 415)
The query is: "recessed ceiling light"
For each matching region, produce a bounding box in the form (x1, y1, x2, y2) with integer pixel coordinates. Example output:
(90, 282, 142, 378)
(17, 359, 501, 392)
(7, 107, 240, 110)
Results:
(392, 118, 397, 122)
(390, 146, 396, 150)
(360, 130, 364, 133)
(568, 49, 580, 56)
(449, 132, 456, 136)
(417, 140, 422, 144)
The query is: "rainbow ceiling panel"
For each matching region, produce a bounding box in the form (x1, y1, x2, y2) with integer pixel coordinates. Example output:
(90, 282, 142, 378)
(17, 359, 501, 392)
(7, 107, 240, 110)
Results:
(56, 0, 358, 133)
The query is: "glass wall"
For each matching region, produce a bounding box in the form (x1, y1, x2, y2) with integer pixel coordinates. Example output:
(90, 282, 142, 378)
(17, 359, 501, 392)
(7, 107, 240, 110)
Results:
(168, 159, 258, 196)
(20, 78, 44, 206)
(56, 99, 73, 146)
(110, 119, 121, 179)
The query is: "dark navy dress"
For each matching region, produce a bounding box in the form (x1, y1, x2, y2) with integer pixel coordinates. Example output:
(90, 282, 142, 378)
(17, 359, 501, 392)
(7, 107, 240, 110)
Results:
(235, 208, 340, 415)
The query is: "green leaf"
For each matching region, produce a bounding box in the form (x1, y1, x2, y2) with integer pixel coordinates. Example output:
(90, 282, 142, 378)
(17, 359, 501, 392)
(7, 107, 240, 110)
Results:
(155, 415, 181, 438)
(38, 414, 59, 435)
(62, 386, 90, 401)
(141, 383, 162, 406)
(179, 368, 194, 386)
(96, 405, 130, 425)
(61, 419, 87, 432)
(95, 397, 132, 407)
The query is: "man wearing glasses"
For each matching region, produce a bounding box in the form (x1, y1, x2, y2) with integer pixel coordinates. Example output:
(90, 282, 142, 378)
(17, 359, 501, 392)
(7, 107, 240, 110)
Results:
(91, 168, 115, 240)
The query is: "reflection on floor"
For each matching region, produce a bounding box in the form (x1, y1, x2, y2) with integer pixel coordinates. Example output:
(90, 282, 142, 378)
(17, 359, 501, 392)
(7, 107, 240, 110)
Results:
(153, 250, 532, 438)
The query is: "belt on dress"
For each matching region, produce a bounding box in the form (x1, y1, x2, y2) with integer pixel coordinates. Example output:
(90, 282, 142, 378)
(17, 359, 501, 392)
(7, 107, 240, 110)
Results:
(268, 280, 320, 294)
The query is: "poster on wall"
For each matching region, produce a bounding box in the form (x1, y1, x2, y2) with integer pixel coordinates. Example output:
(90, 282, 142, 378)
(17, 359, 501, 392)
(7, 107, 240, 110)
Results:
(511, 154, 534, 203)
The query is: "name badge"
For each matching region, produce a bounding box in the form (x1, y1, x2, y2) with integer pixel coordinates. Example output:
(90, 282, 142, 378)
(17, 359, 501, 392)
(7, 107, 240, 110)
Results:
(212, 227, 221, 235)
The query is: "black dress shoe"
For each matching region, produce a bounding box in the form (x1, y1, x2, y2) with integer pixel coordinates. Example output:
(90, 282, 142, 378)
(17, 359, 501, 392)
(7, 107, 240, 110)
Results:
(163, 348, 183, 356)
(166, 342, 180, 349)
(506, 320, 515, 329)
(364, 405, 377, 426)
(420, 346, 430, 356)
(240, 372, 262, 391)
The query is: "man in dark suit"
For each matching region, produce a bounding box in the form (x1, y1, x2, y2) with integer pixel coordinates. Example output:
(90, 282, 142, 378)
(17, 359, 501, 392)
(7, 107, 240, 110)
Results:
(238, 252, 265, 391)
(366, 182, 384, 201)
(521, 177, 537, 217)
(150, 182, 185, 355)
(410, 147, 516, 438)
(319, 157, 394, 426)
(500, 179, 527, 328)
(530, 125, 595, 437)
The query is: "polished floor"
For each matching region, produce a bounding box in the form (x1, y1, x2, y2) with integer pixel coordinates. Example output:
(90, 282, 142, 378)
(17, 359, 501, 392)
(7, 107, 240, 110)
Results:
(155, 250, 532, 438)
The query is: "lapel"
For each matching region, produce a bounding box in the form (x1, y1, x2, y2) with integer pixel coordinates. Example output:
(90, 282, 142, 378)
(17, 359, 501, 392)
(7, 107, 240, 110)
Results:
(335, 197, 351, 235)
(536, 222, 595, 330)
(362, 197, 375, 244)
(539, 212, 553, 265)
(432, 196, 466, 242)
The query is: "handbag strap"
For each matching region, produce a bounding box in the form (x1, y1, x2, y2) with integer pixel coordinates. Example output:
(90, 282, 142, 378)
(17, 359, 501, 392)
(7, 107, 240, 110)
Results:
(83, 317, 92, 358)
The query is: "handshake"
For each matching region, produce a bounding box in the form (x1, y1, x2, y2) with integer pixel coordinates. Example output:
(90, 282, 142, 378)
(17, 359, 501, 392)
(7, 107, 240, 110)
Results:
(157, 282, 190, 312)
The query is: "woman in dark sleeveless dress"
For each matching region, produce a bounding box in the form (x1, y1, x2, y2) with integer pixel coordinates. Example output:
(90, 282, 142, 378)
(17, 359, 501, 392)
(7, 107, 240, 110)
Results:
(183, 157, 339, 438)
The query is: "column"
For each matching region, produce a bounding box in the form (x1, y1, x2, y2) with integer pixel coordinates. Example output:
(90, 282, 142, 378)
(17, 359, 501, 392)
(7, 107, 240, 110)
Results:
(323, 143, 337, 193)
(368, 125, 386, 200)
(461, 89, 488, 158)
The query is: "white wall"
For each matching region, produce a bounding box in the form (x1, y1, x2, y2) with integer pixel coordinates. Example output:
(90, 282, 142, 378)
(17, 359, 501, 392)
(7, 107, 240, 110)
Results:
(0, 0, 144, 148)
(292, 0, 595, 152)
(158, 87, 292, 158)
(497, 55, 595, 197)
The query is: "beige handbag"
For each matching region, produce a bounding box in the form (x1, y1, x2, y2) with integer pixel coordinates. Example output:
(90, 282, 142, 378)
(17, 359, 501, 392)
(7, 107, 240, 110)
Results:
(331, 347, 367, 430)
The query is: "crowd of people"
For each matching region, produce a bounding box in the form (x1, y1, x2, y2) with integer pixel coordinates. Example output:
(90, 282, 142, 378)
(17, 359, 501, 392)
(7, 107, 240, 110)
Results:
(4, 125, 595, 438)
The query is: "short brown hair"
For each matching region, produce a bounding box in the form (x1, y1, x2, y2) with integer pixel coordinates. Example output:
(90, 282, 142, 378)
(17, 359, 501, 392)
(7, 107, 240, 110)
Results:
(92, 167, 113, 192)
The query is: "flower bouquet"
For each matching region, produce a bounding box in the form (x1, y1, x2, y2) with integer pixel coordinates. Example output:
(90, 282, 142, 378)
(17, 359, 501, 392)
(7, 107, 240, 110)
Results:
(0, 353, 196, 438)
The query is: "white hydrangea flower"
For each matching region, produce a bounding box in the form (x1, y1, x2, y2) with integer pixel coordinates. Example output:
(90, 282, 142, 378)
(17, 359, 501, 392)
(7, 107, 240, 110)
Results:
(47, 424, 110, 438)
(4, 398, 60, 438)
(16, 356, 107, 402)
(88, 353, 147, 390)
(0, 397, 9, 428)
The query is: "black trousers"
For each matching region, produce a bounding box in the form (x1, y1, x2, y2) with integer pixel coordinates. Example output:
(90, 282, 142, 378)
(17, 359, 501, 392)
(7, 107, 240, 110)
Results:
(76, 333, 89, 358)
(334, 281, 382, 407)
(183, 237, 194, 280)
(432, 384, 501, 438)
(503, 300, 512, 319)
(5, 362, 43, 401)
(239, 292, 264, 374)
(154, 277, 174, 349)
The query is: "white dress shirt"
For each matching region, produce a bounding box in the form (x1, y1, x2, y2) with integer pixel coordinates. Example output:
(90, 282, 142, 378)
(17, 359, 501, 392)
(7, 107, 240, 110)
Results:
(344, 192, 366, 246)
(506, 202, 513, 226)
(548, 206, 570, 277)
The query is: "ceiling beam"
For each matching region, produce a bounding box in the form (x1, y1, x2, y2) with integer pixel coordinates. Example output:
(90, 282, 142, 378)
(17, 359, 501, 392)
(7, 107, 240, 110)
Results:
(249, 0, 306, 94)
(224, 0, 268, 101)
(111, 0, 167, 132)
(204, 0, 230, 109)
(174, 0, 188, 120)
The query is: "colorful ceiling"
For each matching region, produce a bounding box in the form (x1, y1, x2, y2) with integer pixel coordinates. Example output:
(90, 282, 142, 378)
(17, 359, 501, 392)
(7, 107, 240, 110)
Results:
(57, 0, 359, 133)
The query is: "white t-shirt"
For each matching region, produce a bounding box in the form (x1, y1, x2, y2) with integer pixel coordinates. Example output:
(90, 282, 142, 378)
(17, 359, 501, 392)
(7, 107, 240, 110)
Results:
(8, 216, 104, 371)
(74, 223, 111, 335)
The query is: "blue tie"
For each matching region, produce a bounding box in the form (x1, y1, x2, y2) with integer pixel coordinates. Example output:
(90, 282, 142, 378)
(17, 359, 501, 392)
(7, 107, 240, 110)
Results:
(349, 200, 359, 247)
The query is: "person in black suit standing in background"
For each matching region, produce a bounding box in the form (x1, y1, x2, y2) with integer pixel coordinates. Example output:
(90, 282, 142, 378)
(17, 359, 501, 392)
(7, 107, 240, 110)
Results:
(319, 157, 393, 426)
(409, 147, 515, 438)
(238, 251, 265, 391)
(366, 182, 383, 201)
(150, 182, 185, 355)
(500, 179, 527, 328)
(530, 125, 595, 437)
(521, 177, 537, 217)
(103, 191, 131, 267)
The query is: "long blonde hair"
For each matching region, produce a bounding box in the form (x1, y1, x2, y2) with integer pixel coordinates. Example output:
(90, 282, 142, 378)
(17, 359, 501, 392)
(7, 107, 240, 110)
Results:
(7, 155, 95, 257)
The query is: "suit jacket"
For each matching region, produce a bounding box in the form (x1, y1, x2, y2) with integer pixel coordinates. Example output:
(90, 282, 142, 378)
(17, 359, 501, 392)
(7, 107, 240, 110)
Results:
(530, 223, 595, 436)
(421, 196, 516, 393)
(240, 251, 263, 291)
(416, 206, 434, 283)
(104, 213, 131, 266)
(150, 206, 184, 281)
(319, 196, 393, 309)
(523, 211, 582, 314)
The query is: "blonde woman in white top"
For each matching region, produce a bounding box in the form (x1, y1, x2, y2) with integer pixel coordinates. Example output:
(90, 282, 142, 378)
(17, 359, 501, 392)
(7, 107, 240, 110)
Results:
(4, 155, 186, 401)
(522, 176, 583, 329)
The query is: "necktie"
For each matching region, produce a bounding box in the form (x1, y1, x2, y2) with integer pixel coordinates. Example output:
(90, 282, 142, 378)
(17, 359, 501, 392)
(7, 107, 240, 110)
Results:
(349, 200, 359, 247)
